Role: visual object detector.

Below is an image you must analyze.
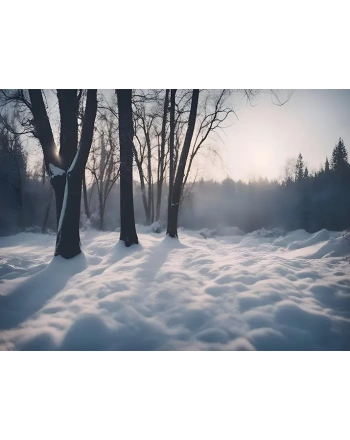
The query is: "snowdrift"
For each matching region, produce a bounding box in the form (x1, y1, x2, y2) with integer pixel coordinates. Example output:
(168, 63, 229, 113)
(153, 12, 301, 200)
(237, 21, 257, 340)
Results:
(0, 228, 349, 350)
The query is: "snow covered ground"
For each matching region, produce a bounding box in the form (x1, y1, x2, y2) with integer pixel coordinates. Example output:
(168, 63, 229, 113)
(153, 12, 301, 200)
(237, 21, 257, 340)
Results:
(0, 227, 349, 350)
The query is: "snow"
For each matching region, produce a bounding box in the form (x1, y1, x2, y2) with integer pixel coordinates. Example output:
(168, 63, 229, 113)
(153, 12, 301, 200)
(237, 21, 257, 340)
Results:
(68, 150, 79, 172)
(49, 163, 65, 177)
(0, 228, 349, 350)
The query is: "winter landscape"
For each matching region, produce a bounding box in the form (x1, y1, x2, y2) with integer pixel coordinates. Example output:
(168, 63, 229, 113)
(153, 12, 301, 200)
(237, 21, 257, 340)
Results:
(1, 89, 350, 350)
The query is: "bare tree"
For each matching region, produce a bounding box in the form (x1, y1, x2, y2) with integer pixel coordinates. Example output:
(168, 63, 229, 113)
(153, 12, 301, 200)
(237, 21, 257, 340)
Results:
(183, 89, 233, 188)
(55, 89, 97, 258)
(82, 171, 91, 219)
(132, 90, 159, 225)
(155, 89, 170, 221)
(28, 90, 78, 227)
(167, 89, 200, 237)
(116, 89, 138, 247)
(167, 89, 176, 231)
(87, 110, 120, 230)
(0, 120, 27, 231)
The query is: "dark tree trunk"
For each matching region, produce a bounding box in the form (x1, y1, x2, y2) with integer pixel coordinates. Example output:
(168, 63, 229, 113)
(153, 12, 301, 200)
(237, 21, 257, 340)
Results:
(55, 172, 82, 258)
(57, 89, 78, 169)
(147, 132, 152, 226)
(55, 89, 97, 259)
(134, 151, 149, 224)
(116, 89, 138, 247)
(151, 178, 155, 224)
(167, 89, 176, 231)
(51, 175, 66, 227)
(156, 89, 170, 221)
(167, 89, 199, 238)
(28, 90, 58, 168)
(28, 90, 66, 227)
(82, 170, 90, 219)
(98, 191, 104, 230)
(42, 187, 53, 233)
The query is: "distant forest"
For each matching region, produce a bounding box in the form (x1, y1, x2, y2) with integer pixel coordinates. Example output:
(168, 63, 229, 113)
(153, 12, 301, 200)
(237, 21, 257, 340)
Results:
(1, 126, 349, 236)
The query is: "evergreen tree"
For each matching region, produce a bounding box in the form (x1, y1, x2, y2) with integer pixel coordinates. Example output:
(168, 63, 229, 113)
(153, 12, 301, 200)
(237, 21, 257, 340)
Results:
(325, 156, 330, 172)
(331, 138, 348, 171)
(294, 153, 304, 182)
(304, 167, 309, 179)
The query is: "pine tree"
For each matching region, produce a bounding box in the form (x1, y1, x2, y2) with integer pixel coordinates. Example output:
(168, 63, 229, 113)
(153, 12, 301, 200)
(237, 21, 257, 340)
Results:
(304, 167, 309, 179)
(295, 153, 304, 182)
(325, 157, 330, 172)
(331, 138, 348, 172)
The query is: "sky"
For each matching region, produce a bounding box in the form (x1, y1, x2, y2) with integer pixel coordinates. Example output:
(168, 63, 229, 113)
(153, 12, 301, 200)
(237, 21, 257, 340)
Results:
(24, 89, 350, 183)
(201, 89, 350, 182)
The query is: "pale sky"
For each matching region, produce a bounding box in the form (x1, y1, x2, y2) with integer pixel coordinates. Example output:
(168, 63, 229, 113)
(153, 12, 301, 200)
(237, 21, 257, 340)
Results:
(25, 90, 350, 183)
(201, 89, 350, 182)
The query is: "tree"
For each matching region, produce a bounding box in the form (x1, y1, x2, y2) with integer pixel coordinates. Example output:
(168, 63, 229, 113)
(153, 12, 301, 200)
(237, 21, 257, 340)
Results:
(87, 110, 120, 230)
(167, 89, 200, 238)
(183, 89, 233, 189)
(294, 153, 304, 183)
(155, 89, 170, 222)
(331, 137, 348, 172)
(325, 157, 330, 173)
(116, 89, 138, 247)
(82, 171, 91, 220)
(0, 121, 27, 233)
(55, 89, 98, 258)
(0, 89, 98, 257)
(28, 90, 80, 228)
(132, 90, 159, 225)
(167, 89, 176, 231)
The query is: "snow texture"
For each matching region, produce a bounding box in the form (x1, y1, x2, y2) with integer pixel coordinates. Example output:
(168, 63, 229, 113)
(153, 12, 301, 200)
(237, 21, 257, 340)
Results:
(0, 228, 349, 350)
(49, 163, 65, 177)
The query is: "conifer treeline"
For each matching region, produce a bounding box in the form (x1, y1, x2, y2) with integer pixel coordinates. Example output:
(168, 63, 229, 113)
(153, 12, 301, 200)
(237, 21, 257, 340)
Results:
(1, 135, 350, 235)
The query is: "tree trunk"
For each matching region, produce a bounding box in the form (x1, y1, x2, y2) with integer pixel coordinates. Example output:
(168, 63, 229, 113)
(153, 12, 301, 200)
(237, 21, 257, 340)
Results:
(167, 89, 199, 238)
(151, 178, 155, 224)
(57, 89, 78, 170)
(55, 89, 97, 258)
(116, 89, 138, 247)
(156, 89, 170, 221)
(98, 190, 104, 230)
(147, 132, 152, 226)
(167, 89, 176, 231)
(42, 187, 53, 233)
(28, 90, 66, 228)
(131, 145, 149, 223)
(55, 172, 82, 258)
(82, 170, 90, 219)
(51, 175, 66, 227)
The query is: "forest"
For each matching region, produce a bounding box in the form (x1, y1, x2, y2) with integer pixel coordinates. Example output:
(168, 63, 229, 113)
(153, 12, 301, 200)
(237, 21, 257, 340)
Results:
(1, 89, 349, 253)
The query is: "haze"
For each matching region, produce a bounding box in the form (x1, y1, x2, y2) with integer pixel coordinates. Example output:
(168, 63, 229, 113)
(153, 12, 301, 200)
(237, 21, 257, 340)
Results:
(203, 89, 350, 182)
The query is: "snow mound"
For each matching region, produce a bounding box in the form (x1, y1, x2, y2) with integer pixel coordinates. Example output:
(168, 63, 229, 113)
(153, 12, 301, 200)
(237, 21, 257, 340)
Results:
(287, 229, 332, 250)
(199, 226, 244, 239)
(0, 229, 349, 351)
(250, 228, 285, 238)
(135, 222, 164, 234)
(307, 235, 350, 259)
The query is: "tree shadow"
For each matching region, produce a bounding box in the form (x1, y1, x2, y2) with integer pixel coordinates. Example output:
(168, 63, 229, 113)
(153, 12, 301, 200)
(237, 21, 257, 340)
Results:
(108, 240, 144, 264)
(138, 235, 188, 281)
(0, 253, 87, 330)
